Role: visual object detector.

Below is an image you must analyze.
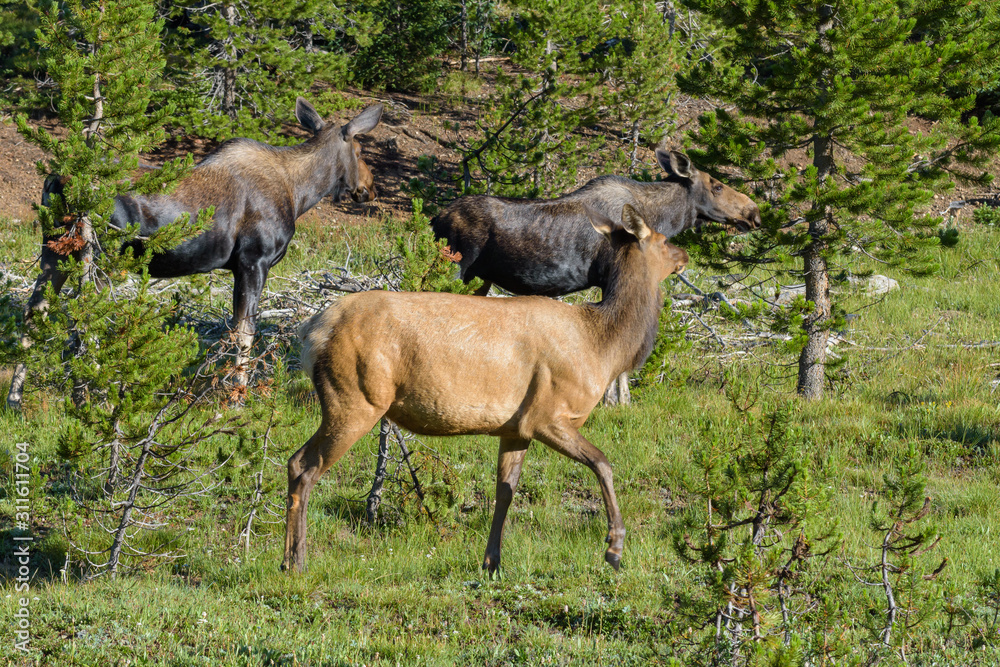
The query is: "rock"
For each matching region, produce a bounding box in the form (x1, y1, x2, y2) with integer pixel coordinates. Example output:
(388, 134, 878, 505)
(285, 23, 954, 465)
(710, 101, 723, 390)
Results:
(848, 274, 899, 295)
(776, 284, 806, 305)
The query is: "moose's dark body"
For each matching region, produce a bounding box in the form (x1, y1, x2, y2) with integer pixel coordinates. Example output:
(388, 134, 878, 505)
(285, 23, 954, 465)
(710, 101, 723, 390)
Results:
(431, 150, 761, 297)
(7, 98, 383, 409)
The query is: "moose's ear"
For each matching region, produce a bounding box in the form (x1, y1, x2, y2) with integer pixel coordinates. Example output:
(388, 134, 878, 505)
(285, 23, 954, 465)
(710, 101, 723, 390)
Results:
(620, 204, 652, 242)
(584, 206, 616, 240)
(657, 148, 696, 180)
(296, 97, 325, 135)
(343, 104, 383, 139)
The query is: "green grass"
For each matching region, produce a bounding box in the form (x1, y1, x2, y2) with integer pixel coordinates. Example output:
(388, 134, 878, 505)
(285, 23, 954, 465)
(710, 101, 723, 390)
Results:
(4, 215, 1000, 664)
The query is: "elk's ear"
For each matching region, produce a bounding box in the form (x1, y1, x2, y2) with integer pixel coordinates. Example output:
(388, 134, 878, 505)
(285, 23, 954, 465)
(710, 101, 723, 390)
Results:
(657, 149, 696, 180)
(620, 204, 652, 242)
(584, 206, 616, 240)
(343, 104, 384, 139)
(296, 97, 325, 135)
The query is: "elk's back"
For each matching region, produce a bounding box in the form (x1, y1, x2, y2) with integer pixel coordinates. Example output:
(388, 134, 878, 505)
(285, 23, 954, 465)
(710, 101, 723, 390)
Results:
(302, 291, 608, 437)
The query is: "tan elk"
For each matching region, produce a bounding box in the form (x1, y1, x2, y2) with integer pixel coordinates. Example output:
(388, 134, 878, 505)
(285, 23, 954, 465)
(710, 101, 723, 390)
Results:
(284, 204, 689, 574)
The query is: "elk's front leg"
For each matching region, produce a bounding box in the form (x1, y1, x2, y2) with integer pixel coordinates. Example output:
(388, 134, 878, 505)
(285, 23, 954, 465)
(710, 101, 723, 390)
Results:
(536, 424, 625, 570)
(483, 437, 529, 577)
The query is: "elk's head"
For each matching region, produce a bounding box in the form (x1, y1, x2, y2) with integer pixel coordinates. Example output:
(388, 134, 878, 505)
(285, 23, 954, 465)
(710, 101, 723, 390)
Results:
(295, 98, 383, 204)
(658, 149, 761, 233)
(589, 204, 690, 283)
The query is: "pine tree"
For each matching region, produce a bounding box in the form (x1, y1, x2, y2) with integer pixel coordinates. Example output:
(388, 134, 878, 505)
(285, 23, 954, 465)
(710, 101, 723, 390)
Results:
(0, 0, 42, 92)
(349, 0, 451, 93)
(454, 0, 607, 198)
(671, 402, 838, 662)
(677, 0, 1000, 399)
(595, 1, 687, 174)
(165, 0, 374, 142)
(6, 0, 218, 577)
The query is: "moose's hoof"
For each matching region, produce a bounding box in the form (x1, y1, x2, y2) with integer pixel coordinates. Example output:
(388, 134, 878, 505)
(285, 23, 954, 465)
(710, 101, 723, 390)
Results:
(482, 557, 501, 580)
(604, 550, 621, 572)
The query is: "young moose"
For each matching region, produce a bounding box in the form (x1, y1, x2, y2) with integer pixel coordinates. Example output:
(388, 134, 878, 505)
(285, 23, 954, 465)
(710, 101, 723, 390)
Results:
(7, 98, 382, 410)
(284, 205, 689, 574)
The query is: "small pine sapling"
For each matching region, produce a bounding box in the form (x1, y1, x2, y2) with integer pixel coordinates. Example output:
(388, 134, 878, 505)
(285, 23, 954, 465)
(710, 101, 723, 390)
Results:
(635, 300, 690, 390)
(7, 0, 235, 579)
(847, 444, 947, 664)
(394, 198, 484, 294)
(670, 403, 838, 664)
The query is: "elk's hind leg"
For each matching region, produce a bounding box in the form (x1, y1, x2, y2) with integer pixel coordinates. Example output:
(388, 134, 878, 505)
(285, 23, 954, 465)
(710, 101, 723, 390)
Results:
(283, 407, 383, 572)
(535, 424, 625, 570)
(483, 437, 529, 577)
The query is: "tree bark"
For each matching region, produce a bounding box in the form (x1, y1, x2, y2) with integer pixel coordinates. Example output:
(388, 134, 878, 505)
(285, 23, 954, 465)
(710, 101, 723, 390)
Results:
(221, 3, 237, 118)
(459, 0, 469, 72)
(365, 418, 393, 524)
(797, 5, 835, 400)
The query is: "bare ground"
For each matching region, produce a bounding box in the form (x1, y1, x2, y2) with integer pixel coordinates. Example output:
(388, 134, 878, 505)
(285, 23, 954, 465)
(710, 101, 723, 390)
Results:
(1, 83, 997, 239)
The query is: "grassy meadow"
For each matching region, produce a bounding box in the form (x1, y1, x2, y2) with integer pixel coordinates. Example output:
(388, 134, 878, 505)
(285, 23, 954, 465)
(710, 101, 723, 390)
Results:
(3, 208, 1000, 666)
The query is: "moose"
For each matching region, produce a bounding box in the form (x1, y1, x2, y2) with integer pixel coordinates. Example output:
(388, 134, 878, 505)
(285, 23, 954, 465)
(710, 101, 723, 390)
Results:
(7, 98, 383, 410)
(284, 204, 689, 575)
(430, 149, 760, 403)
(432, 149, 759, 297)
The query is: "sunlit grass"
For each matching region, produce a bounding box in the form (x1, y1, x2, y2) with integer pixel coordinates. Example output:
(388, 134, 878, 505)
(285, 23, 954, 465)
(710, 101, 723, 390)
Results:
(3, 217, 1000, 663)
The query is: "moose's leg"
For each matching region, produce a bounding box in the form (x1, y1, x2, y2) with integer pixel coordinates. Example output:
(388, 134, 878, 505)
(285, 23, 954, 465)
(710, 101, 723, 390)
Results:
(7, 246, 70, 410)
(283, 407, 383, 573)
(536, 424, 625, 571)
(601, 373, 631, 406)
(231, 259, 270, 386)
(482, 437, 530, 577)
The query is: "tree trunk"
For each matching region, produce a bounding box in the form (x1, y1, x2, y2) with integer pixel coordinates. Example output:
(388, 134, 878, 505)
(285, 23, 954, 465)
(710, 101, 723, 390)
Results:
(221, 3, 237, 118)
(70, 215, 98, 409)
(628, 119, 641, 173)
(365, 418, 393, 524)
(797, 5, 835, 400)
(459, 0, 469, 72)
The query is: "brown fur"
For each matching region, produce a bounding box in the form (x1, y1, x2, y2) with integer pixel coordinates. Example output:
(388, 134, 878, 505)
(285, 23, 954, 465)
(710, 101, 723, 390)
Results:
(284, 205, 690, 575)
(6, 99, 383, 411)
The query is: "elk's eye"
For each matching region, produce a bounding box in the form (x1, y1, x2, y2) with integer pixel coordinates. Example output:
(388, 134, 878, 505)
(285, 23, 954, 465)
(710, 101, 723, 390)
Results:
(713, 184, 723, 194)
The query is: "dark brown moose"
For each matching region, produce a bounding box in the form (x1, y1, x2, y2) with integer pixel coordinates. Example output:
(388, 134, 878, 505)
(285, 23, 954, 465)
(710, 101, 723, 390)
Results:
(7, 98, 383, 410)
(284, 204, 689, 575)
(431, 149, 759, 297)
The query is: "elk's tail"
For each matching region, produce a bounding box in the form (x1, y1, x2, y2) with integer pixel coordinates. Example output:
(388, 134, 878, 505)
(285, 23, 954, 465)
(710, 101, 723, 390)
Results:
(297, 310, 326, 382)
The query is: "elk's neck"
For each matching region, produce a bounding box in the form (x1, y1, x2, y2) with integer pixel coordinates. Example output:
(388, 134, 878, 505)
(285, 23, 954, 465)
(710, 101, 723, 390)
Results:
(591, 245, 663, 381)
(282, 139, 341, 218)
